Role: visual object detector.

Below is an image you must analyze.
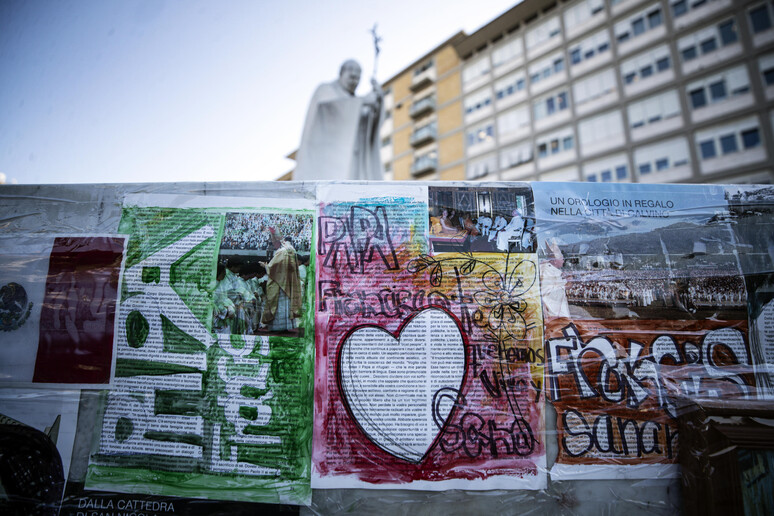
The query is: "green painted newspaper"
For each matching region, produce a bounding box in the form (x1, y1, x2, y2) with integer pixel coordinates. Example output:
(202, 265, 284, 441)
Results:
(85, 195, 315, 505)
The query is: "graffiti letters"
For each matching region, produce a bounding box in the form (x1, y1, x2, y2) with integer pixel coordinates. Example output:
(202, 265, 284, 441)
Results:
(547, 324, 750, 418)
(561, 408, 678, 460)
(318, 206, 399, 273)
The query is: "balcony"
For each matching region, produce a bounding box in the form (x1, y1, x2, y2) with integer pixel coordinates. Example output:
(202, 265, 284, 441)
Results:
(409, 96, 435, 119)
(411, 154, 438, 176)
(410, 67, 435, 92)
(410, 123, 437, 147)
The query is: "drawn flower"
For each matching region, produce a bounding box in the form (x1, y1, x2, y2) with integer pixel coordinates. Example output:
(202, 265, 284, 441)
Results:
(407, 254, 443, 286)
(473, 259, 537, 342)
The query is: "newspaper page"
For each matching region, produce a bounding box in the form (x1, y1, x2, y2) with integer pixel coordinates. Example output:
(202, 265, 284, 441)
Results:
(533, 182, 752, 480)
(84, 194, 315, 506)
(725, 185, 774, 398)
(0, 235, 125, 387)
(313, 184, 546, 490)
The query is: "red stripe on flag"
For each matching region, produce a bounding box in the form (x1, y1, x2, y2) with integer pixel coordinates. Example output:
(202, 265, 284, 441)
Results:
(33, 236, 124, 384)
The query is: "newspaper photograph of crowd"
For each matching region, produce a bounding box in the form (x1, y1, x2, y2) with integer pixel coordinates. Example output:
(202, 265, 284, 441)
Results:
(220, 212, 312, 252)
(427, 186, 536, 254)
(213, 211, 312, 336)
(540, 213, 747, 320)
(561, 267, 747, 318)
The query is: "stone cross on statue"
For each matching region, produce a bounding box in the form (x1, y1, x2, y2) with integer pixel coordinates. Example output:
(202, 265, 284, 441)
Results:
(370, 24, 382, 82)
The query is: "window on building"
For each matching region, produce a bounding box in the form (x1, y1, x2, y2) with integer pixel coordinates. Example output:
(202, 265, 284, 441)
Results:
(413, 150, 438, 174)
(701, 140, 717, 159)
(719, 20, 738, 45)
(573, 48, 585, 64)
(742, 128, 761, 148)
(497, 105, 530, 137)
(632, 17, 646, 36)
(678, 19, 740, 65)
(709, 80, 726, 101)
(414, 60, 434, 76)
(695, 118, 762, 160)
(621, 45, 672, 86)
(558, 91, 568, 109)
(635, 137, 690, 175)
(492, 37, 524, 68)
(672, 0, 688, 17)
(615, 4, 664, 44)
(700, 37, 717, 54)
(536, 129, 575, 159)
(526, 15, 561, 50)
(534, 89, 570, 120)
(465, 88, 493, 116)
(529, 51, 566, 87)
(682, 46, 698, 61)
(573, 68, 616, 105)
(628, 89, 681, 129)
(579, 111, 624, 152)
(495, 71, 526, 101)
(564, 0, 605, 29)
(759, 54, 774, 88)
(571, 48, 581, 64)
(750, 5, 773, 34)
(585, 154, 628, 183)
(568, 29, 612, 69)
(500, 142, 533, 169)
(648, 9, 662, 29)
(719, 134, 738, 154)
(463, 56, 490, 86)
(690, 88, 707, 108)
(734, 83, 750, 95)
(687, 65, 751, 110)
(466, 122, 495, 148)
(467, 154, 497, 179)
(673, 0, 722, 19)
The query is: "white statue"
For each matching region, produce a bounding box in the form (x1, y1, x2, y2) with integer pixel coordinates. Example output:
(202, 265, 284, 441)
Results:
(293, 60, 384, 181)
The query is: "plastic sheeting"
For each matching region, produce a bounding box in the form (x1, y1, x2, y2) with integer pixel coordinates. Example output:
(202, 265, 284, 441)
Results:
(0, 180, 771, 515)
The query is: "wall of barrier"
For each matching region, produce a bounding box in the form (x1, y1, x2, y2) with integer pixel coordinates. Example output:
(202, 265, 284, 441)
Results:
(1, 180, 772, 515)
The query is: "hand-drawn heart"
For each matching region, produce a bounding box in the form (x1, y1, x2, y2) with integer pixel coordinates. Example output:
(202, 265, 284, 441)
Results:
(339, 308, 466, 463)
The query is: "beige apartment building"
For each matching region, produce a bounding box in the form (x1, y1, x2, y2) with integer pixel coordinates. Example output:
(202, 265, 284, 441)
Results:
(381, 33, 467, 181)
(290, 0, 774, 185)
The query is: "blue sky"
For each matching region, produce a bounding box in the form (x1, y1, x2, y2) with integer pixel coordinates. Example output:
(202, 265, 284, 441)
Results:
(0, 0, 518, 184)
